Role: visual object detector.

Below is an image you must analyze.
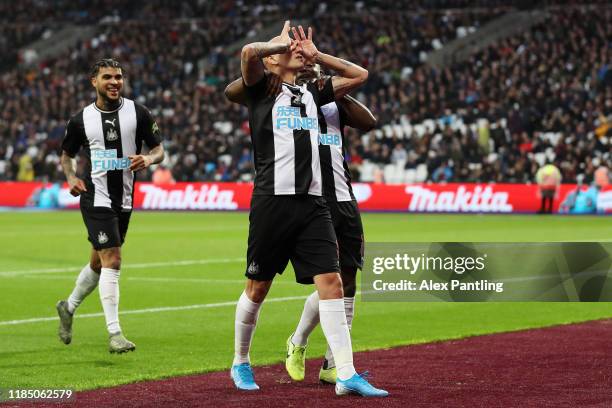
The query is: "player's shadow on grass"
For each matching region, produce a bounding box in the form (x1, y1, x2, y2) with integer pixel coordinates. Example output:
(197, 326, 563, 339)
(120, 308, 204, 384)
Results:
(0, 360, 115, 369)
(0, 348, 60, 357)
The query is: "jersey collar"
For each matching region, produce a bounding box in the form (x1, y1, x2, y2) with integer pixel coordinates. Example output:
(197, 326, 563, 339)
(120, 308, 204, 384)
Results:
(93, 97, 124, 113)
(282, 82, 302, 92)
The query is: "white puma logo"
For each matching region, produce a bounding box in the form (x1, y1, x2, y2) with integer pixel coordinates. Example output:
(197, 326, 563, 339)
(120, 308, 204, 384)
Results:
(105, 119, 116, 127)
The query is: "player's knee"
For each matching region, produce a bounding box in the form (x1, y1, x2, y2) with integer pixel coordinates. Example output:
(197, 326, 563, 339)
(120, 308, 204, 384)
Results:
(90, 260, 102, 273)
(107, 257, 121, 270)
(315, 273, 344, 299)
(99, 249, 122, 270)
(245, 280, 271, 303)
(89, 250, 102, 273)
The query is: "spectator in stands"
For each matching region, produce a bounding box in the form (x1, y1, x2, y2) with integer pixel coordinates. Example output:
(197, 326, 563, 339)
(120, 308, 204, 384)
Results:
(391, 143, 407, 164)
(535, 162, 562, 214)
(432, 160, 453, 182)
(594, 166, 609, 189)
(152, 165, 175, 185)
(17, 152, 34, 181)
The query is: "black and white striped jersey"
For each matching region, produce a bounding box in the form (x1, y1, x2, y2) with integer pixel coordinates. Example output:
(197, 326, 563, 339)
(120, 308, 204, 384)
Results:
(61, 97, 161, 211)
(244, 76, 335, 196)
(318, 101, 355, 202)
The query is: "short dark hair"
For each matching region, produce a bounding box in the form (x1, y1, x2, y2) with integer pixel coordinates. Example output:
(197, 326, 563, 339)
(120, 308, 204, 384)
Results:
(90, 59, 122, 78)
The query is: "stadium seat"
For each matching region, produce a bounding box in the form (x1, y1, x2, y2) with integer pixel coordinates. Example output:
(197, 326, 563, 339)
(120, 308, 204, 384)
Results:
(404, 168, 417, 183)
(218, 154, 232, 166)
(383, 164, 397, 184)
(359, 161, 376, 182)
(415, 164, 428, 182)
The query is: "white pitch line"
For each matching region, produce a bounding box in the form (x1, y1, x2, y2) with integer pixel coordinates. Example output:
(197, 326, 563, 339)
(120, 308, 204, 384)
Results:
(129, 277, 247, 284)
(0, 295, 308, 327)
(0, 258, 244, 277)
(16, 275, 295, 285)
(0, 225, 246, 237)
(125, 277, 293, 285)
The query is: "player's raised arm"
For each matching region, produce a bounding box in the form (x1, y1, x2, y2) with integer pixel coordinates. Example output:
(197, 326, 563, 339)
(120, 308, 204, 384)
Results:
(241, 21, 295, 86)
(338, 95, 377, 131)
(292, 25, 368, 99)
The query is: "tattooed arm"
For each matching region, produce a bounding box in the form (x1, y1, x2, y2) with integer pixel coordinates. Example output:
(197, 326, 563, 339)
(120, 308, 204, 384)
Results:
(320, 55, 368, 99)
(61, 151, 87, 197)
(129, 145, 165, 172)
(241, 21, 295, 86)
(292, 25, 368, 99)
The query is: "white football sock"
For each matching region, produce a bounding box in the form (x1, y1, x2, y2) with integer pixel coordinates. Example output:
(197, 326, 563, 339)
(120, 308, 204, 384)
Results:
(291, 291, 320, 347)
(233, 291, 263, 366)
(324, 297, 355, 368)
(319, 298, 356, 381)
(344, 296, 355, 329)
(67, 264, 100, 314)
(99, 268, 121, 334)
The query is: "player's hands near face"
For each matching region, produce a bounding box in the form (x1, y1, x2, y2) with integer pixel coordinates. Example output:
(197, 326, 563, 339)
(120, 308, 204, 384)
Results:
(292, 26, 317, 61)
(67, 176, 87, 197)
(128, 155, 152, 172)
(279, 21, 297, 53)
(265, 72, 283, 98)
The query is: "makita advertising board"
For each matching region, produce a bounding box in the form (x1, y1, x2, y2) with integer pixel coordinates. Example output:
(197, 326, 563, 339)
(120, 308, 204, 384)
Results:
(1, 182, 610, 214)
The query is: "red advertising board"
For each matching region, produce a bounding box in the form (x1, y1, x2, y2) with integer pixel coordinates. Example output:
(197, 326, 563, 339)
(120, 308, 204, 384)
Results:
(1, 182, 610, 213)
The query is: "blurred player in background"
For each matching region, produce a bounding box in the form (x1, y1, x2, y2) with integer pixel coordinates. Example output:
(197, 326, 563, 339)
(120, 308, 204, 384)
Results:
(56, 59, 164, 353)
(224, 21, 387, 397)
(226, 61, 376, 385)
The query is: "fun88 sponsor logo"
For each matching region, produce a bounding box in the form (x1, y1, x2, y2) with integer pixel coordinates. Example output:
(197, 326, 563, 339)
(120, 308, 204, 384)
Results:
(319, 133, 341, 146)
(92, 149, 130, 171)
(275, 106, 318, 130)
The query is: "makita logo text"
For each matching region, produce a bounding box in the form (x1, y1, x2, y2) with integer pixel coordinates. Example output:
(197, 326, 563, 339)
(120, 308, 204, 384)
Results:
(140, 184, 238, 210)
(319, 133, 341, 146)
(92, 149, 130, 171)
(405, 185, 513, 212)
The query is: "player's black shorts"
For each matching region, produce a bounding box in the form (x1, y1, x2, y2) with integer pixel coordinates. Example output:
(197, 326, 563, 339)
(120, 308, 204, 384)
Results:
(81, 206, 132, 250)
(328, 199, 364, 271)
(246, 195, 340, 284)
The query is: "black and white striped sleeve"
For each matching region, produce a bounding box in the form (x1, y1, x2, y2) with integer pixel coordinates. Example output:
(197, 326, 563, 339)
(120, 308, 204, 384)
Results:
(135, 104, 161, 149)
(307, 78, 335, 107)
(61, 113, 85, 157)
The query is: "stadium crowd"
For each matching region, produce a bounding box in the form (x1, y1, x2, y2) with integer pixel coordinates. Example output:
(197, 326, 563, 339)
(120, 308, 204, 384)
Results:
(342, 7, 612, 185)
(0, 1, 609, 185)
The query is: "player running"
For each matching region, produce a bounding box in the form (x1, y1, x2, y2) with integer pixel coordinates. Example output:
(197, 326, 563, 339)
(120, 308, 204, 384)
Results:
(225, 22, 387, 397)
(226, 62, 376, 385)
(56, 59, 164, 353)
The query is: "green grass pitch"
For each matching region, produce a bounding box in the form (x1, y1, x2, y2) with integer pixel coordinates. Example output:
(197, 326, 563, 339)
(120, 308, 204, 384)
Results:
(0, 211, 610, 390)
